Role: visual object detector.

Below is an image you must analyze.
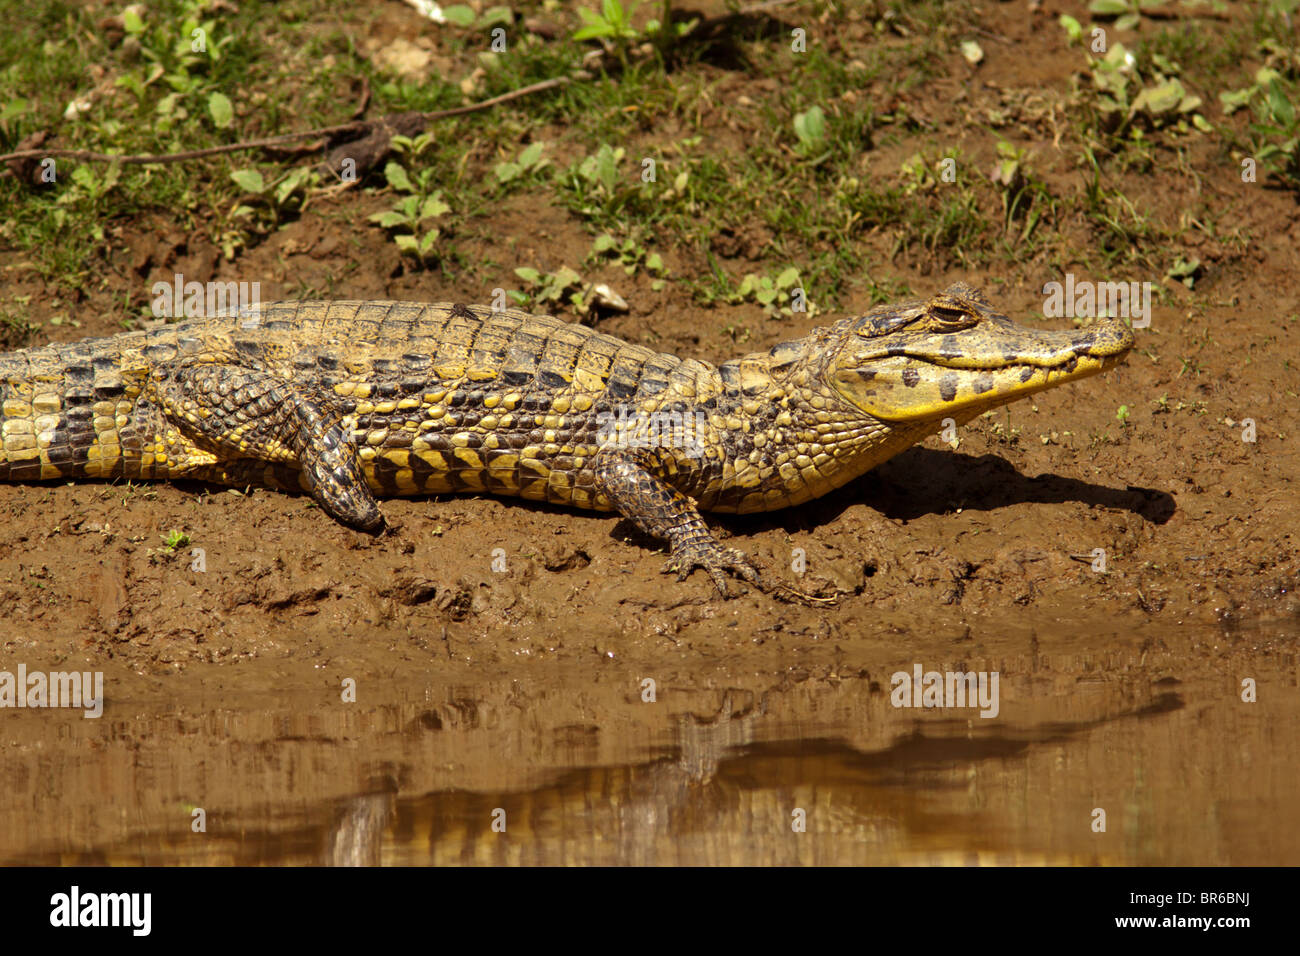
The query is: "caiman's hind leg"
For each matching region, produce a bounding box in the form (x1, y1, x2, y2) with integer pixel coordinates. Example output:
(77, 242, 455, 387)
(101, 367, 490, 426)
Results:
(148, 360, 383, 530)
(593, 448, 762, 595)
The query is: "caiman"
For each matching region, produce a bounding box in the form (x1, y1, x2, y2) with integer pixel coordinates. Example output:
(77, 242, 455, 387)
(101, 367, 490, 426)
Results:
(0, 284, 1132, 594)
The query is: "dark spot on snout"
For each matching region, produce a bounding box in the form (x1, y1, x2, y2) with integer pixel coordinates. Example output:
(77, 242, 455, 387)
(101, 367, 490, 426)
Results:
(939, 373, 958, 402)
(901, 368, 920, 387)
(973, 374, 994, 394)
(1019, 366, 1035, 383)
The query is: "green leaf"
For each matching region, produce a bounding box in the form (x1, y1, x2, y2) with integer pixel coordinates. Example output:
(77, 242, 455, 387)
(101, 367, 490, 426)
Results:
(1116, 12, 1140, 31)
(775, 267, 800, 289)
(1058, 14, 1083, 41)
(441, 5, 476, 27)
(1132, 78, 1186, 115)
(0, 98, 28, 124)
(123, 8, 145, 34)
(208, 92, 233, 129)
(602, 0, 628, 30)
(1218, 87, 1255, 115)
(1089, 0, 1132, 14)
(1267, 80, 1294, 127)
(495, 162, 520, 183)
(384, 162, 413, 193)
(793, 106, 826, 149)
(514, 266, 541, 283)
(368, 211, 409, 229)
(274, 169, 306, 206)
(552, 265, 582, 288)
(645, 252, 664, 273)
(518, 142, 544, 168)
(419, 230, 439, 254)
(573, 8, 612, 40)
(230, 169, 265, 193)
(595, 145, 618, 192)
(394, 234, 419, 254)
(420, 194, 450, 220)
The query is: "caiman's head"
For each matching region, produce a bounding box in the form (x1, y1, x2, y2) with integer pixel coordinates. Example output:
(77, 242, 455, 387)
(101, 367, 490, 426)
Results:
(827, 283, 1133, 425)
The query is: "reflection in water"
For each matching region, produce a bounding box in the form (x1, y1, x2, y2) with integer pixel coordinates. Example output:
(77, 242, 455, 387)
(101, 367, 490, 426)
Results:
(324, 690, 1186, 866)
(2, 634, 1296, 866)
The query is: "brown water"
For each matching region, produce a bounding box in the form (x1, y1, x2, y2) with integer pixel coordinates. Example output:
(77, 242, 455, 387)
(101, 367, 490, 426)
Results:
(3, 617, 1295, 866)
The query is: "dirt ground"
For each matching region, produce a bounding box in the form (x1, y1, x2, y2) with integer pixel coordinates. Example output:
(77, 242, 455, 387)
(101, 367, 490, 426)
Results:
(0, 1, 1297, 865)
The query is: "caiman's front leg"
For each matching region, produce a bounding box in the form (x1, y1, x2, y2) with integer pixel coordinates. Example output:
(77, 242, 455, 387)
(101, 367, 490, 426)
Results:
(149, 360, 384, 531)
(594, 448, 762, 595)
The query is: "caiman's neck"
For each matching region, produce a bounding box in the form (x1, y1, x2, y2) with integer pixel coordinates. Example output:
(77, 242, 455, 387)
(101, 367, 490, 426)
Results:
(715, 321, 844, 402)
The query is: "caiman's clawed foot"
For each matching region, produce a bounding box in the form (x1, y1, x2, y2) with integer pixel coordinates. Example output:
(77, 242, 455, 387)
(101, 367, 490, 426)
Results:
(663, 540, 763, 596)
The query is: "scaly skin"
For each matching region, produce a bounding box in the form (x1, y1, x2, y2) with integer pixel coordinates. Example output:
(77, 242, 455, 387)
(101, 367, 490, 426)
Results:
(0, 285, 1133, 593)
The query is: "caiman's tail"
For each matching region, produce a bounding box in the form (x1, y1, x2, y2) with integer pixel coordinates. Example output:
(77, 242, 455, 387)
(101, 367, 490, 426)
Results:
(0, 338, 142, 481)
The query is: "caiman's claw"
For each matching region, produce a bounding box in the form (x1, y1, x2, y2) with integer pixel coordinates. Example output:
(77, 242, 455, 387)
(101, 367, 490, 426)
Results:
(663, 541, 763, 596)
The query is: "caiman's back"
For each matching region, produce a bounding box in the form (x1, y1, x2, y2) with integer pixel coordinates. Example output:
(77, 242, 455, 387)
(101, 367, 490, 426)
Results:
(0, 301, 724, 507)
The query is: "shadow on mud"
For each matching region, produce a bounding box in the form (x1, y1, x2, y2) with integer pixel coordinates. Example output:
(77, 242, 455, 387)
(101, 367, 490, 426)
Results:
(843, 447, 1175, 524)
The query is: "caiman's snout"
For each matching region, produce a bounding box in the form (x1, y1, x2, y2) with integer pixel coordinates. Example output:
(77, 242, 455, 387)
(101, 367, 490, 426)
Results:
(830, 285, 1134, 423)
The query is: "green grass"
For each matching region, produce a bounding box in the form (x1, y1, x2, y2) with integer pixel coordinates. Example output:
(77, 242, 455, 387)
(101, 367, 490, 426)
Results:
(0, 0, 1286, 315)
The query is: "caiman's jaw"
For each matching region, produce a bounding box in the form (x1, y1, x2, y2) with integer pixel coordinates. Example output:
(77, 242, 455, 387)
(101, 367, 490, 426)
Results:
(829, 283, 1134, 423)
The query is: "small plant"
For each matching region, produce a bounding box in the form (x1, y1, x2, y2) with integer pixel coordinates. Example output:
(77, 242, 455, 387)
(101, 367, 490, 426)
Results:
(1115, 404, 1130, 426)
(792, 106, 828, 159)
(1244, 74, 1300, 190)
(589, 234, 666, 287)
(562, 144, 643, 221)
(512, 265, 587, 310)
(574, 0, 642, 46)
(728, 267, 813, 319)
(990, 141, 1051, 243)
(438, 4, 512, 28)
(148, 528, 191, 563)
(1087, 0, 1166, 32)
(573, 0, 694, 64)
(229, 165, 316, 230)
(368, 133, 452, 264)
(1084, 42, 1209, 137)
(1165, 256, 1201, 289)
(0, 307, 38, 348)
(493, 142, 550, 185)
(114, 3, 235, 133)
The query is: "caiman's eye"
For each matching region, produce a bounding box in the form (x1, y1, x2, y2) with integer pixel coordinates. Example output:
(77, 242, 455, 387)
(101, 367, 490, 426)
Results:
(931, 306, 978, 331)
